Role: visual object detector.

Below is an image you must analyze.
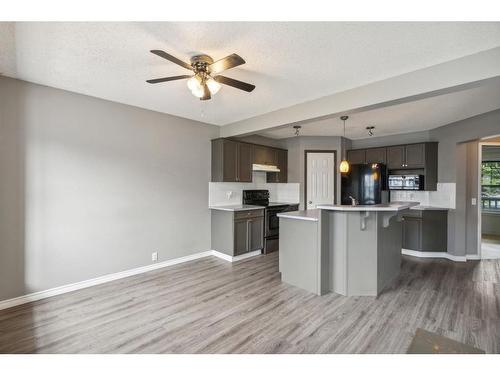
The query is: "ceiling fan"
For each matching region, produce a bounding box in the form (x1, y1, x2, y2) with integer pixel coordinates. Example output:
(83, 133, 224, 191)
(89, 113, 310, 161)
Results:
(146, 50, 255, 100)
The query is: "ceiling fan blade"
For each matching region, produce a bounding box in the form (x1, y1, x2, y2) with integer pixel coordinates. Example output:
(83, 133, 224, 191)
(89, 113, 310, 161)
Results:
(150, 50, 193, 71)
(146, 75, 192, 84)
(200, 84, 211, 101)
(214, 75, 255, 92)
(209, 54, 245, 75)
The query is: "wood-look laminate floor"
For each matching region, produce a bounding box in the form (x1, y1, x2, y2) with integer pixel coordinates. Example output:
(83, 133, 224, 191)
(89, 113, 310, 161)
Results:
(0, 252, 499, 354)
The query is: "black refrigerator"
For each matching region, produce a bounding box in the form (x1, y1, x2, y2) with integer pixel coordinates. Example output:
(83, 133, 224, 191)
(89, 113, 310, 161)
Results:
(341, 164, 387, 205)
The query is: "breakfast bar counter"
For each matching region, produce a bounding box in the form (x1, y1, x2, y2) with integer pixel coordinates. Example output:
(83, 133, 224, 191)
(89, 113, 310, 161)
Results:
(278, 202, 418, 297)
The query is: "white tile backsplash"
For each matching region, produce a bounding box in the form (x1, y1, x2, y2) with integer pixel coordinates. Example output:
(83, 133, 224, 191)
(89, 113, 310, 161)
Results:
(209, 172, 300, 207)
(390, 183, 456, 209)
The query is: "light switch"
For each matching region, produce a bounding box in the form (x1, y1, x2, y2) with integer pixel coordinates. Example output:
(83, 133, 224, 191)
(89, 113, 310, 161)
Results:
(471, 198, 477, 206)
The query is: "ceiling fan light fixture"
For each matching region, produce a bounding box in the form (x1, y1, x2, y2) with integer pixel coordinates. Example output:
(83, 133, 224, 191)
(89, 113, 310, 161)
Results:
(148, 50, 255, 100)
(191, 85, 205, 98)
(187, 76, 202, 92)
(206, 78, 221, 95)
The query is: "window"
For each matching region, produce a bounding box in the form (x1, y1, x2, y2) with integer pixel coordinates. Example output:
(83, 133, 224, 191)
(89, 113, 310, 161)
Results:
(481, 161, 500, 211)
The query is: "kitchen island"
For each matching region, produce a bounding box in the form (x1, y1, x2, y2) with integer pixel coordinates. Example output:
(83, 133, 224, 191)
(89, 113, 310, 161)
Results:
(277, 202, 418, 296)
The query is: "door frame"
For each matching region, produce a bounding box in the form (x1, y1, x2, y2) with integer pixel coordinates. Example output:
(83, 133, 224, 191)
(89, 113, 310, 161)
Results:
(477, 140, 500, 259)
(304, 150, 337, 210)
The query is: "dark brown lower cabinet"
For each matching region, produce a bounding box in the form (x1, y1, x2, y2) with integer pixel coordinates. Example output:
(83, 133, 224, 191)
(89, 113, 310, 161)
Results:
(211, 209, 265, 257)
(402, 210, 447, 252)
(234, 217, 264, 255)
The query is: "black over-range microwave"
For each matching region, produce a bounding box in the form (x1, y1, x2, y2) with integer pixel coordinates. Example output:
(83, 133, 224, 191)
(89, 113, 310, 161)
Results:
(388, 175, 424, 190)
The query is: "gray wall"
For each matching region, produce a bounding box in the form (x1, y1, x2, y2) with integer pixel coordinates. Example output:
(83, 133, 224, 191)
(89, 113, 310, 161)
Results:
(350, 109, 500, 256)
(0, 76, 219, 301)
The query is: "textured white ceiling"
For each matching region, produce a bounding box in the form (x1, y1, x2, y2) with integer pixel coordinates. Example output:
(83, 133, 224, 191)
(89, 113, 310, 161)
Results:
(260, 81, 500, 139)
(1, 22, 500, 125)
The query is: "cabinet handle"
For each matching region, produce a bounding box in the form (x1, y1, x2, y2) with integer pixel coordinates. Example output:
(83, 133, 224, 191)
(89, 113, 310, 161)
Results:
(246, 220, 251, 251)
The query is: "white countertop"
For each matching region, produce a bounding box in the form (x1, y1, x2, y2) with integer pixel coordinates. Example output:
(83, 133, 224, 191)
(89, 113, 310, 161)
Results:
(277, 209, 319, 222)
(409, 205, 450, 211)
(209, 205, 264, 212)
(317, 202, 419, 212)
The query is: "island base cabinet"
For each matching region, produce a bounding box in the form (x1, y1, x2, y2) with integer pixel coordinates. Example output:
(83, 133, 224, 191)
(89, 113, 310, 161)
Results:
(279, 218, 324, 295)
(325, 210, 403, 296)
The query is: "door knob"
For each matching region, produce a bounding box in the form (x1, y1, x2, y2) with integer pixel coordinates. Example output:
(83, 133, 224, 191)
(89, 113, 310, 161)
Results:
(308, 201, 312, 204)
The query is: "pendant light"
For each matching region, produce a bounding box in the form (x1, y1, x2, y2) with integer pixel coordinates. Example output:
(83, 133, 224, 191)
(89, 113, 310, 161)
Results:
(339, 116, 350, 173)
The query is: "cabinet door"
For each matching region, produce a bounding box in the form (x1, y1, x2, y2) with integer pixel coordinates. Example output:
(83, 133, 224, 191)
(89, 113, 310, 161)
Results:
(387, 145, 405, 169)
(253, 145, 266, 165)
(238, 142, 253, 182)
(248, 217, 264, 252)
(267, 149, 287, 183)
(347, 149, 366, 164)
(403, 217, 422, 250)
(405, 143, 425, 168)
(365, 147, 387, 164)
(253, 145, 278, 165)
(234, 219, 248, 255)
(222, 140, 238, 181)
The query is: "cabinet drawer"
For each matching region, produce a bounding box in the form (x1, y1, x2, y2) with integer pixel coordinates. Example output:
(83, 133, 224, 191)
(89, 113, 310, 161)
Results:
(402, 210, 423, 218)
(234, 209, 264, 220)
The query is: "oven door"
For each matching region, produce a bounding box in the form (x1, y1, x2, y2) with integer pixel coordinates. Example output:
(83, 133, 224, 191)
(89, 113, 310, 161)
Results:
(265, 207, 286, 237)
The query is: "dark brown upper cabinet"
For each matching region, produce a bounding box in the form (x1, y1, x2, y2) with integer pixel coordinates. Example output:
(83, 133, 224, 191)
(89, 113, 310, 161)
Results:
(212, 138, 287, 183)
(238, 142, 253, 182)
(348, 148, 386, 164)
(267, 149, 288, 183)
(387, 143, 429, 169)
(347, 149, 366, 164)
(404, 143, 425, 168)
(253, 145, 278, 166)
(350, 142, 438, 190)
(365, 147, 387, 164)
(386, 145, 406, 169)
(211, 138, 253, 182)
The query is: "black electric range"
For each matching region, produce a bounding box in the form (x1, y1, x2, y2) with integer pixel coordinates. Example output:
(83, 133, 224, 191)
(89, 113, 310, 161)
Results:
(242, 190, 299, 254)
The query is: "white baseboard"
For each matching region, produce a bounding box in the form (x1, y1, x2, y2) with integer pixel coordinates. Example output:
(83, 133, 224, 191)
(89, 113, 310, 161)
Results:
(0, 250, 240, 311)
(211, 249, 262, 263)
(402, 249, 480, 262)
(466, 254, 481, 260)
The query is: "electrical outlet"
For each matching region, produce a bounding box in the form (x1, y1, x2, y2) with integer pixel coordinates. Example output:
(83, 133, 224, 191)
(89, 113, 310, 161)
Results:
(151, 252, 158, 262)
(471, 198, 477, 206)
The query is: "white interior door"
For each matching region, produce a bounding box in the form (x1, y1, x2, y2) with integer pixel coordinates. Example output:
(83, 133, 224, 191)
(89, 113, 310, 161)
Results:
(306, 152, 335, 209)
